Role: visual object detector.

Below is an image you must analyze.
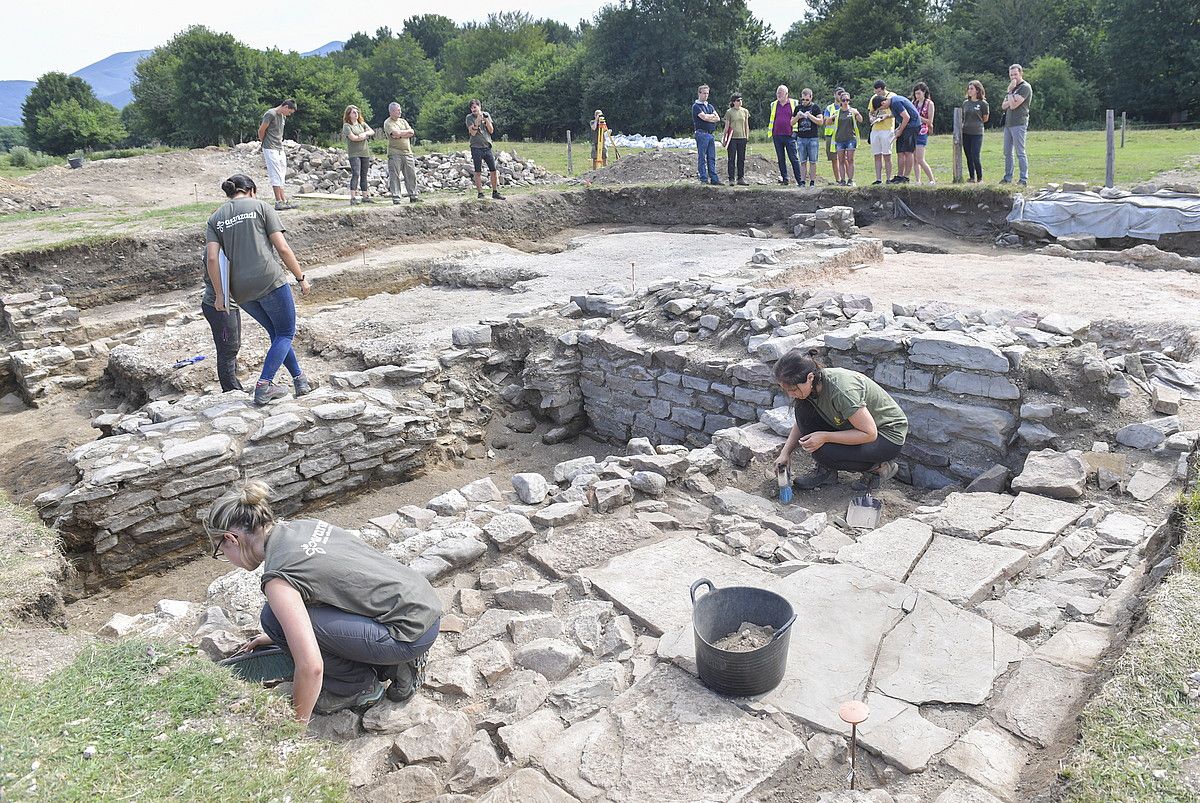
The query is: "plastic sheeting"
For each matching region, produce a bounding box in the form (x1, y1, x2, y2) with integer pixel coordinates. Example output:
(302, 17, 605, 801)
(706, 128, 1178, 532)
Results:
(1008, 189, 1200, 240)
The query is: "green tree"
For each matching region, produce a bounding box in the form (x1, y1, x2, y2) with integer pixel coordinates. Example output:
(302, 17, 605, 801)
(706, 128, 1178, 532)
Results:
(172, 27, 259, 145)
(20, 72, 100, 151)
(441, 12, 548, 92)
(937, 0, 1101, 77)
(0, 126, 27, 151)
(1025, 55, 1096, 128)
(791, 0, 930, 66)
(124, 45, 183, 145)
(465, 44, 586, 139)
(1099, 0, 1199, 121)
(582, 0, 752, 135)
(34, 98, 127, 155)
(358, 35, 438, 124)
(844, 43, 959, 132)
(737, 47, 826, 129)
(403, 14, 458, 66)
(416, 91, 472, 141)
(258, 50, 369, 142)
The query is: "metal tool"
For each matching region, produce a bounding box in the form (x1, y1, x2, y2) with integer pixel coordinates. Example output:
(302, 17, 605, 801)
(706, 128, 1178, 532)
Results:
(838, 700, 870, 790)
(172, 355, 206, 369)
(846, 489, 882, 530)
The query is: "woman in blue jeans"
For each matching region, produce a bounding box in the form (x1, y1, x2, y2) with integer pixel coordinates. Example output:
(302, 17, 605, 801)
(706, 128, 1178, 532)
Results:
(205, 174, 315, 406)
(208, 481, 442, 718)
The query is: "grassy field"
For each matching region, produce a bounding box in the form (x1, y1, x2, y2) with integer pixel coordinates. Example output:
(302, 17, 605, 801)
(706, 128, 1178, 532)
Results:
(0, 640, 348, 801)
(1062, 479, 1200, 802)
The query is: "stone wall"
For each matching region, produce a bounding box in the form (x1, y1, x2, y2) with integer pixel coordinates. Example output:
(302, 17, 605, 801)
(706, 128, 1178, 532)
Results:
(37, 355, 492, 590)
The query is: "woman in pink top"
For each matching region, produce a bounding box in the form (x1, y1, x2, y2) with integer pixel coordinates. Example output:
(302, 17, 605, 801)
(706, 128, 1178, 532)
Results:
(912, 82, 936, 184)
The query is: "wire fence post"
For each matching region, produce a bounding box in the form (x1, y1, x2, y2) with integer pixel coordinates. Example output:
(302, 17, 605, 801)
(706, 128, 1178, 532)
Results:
(566, 130, 573, 175)
(952, 107, 963, 183)
(1120, 112, 1126, 148)
(1105, 110, 1115, 188)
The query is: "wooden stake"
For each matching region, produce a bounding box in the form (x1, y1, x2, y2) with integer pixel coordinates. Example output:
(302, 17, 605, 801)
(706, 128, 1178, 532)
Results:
(567, 130, 573, 176)
(952, 107, 963, 184)
(1120, 111, 1126, 148)
(1105, 110, 1115, 188)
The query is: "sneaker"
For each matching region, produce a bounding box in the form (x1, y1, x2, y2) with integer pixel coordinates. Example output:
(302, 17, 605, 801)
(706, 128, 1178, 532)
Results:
(293, 373, 317, 397)
(792, 466, 837, 491)
(492, 190, 505, 200)
(779, 179, 789, 186)
(477, 191, 485, 199)
(710, 179, 723, 186)
(409, 196, 421, 203)
(274, 201, 297, 211)
(253, 381, 289, 406)
(1018, 179, 1027, 187)
(852, 461, 899, 491)
(872, 180, 882, 185)
(737, 179, 749, 186)
(392, 197, 403, 205)
(895, 176, 910, 183)
(362, 196, 375, 204)
(999, 178, 1012, 185)
(846, 180, 855, 187)
(314, 681, 385, 715)
(809, 181, 815, 188)
(350, 197, 360, 205)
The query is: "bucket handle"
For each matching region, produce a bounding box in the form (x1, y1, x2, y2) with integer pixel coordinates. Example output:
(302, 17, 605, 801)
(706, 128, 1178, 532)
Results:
(689, 578, 716, 605)
(771, 613, 798, 643)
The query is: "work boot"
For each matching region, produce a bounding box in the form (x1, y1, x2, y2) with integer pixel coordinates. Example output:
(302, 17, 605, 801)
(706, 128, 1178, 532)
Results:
(274, 200, 297, 211)
(293, 373, 317, 397)
(385, 652, 429, 702)
(313, 681, 385, 715)
(362, 195, 375, 204)
(852, 460, 900, 492)
(253, 381, 289, 406)
(392, 196, 403, 205)
(792, 466, 837, 490)
(409, 196, 421, 203)
(737, 178, 749, 186)
(492, 190, 505, 200)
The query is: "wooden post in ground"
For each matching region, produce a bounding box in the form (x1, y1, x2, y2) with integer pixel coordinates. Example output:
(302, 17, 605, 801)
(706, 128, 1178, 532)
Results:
(1105, 110, 1115, 187)
(567, 130, 573, 175)
(952, 107, 963, 183)
(1120, 112, 1126, 148)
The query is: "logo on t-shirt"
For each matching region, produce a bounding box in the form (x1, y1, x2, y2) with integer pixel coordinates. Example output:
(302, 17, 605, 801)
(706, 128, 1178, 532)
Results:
(301, 520, 332, 557)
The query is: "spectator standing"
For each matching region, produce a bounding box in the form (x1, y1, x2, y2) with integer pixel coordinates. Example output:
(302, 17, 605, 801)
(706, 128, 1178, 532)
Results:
(867, 82, 894, 184)
(342, 106, 375, 205)
(692, 84, 722, 185)
(912, 83, 936, 184)
(795, 88, 824, 187)
(1001, 64, 1032, 186)
(258, 100, 297, 211)
(767, 85, 802, 186)
(826, 92, 863, 186)
(205, 174, 314, 407)
(465, 99, 505, 200)
(883, 90, 921, 183)
(823, 88, 845, 184)
(961, 81, 990, 182)
(383, 103, 420, 204)
(722, 93, 750, 185)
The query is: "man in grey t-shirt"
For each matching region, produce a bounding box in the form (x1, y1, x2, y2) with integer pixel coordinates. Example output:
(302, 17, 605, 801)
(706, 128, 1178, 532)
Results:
(465, 99, 504, 201)
(1001, 64, 1032, 186)
(258, 99, 297, 210)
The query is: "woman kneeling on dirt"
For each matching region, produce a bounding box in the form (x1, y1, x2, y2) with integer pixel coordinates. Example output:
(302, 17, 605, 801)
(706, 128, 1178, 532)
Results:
(206, 174, 314, 406)
(773, 349, 908, 491)
(207, 480, 442, 720)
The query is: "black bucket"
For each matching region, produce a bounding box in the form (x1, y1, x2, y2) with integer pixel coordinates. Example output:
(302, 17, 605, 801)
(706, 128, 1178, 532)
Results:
(67, 157, 84, 169)
(690, 578, 796, 697)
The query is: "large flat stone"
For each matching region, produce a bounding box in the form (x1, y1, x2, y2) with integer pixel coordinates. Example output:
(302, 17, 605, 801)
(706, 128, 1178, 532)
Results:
(992, 657, 1090, 748)
(710, 423, 786, 467)
(530, 518, 665, 579)
(535, 664, 803, 801)
(907, 331, 1010, 372)
(1010, 450, 1086, 500)
(929, 493, 1014, 540)
(1126, 460, 1175, 502)
(933, 780, 1006, 803)
(1002, 493, 1085, 534)
(856, 691, 958, 773)
(475, 768, 579, 803)
(942, 720, 1029, 801)
(580, 537, 779, 636)
(907, 537, 1029, 606)
(874, 592, 1027, 705)
(981, 528, 1058, 555)
(893, 393, 1017, 452)
(1033, 622, 1111, 673)
(836, 518, 934, 581)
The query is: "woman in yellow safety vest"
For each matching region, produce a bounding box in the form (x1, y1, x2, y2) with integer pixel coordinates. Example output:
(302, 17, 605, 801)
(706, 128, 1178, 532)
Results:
(824, 88, 845, 183)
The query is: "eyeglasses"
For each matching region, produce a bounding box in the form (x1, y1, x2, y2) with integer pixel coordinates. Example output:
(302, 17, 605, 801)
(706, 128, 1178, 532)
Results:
(205, 523, 231, 561)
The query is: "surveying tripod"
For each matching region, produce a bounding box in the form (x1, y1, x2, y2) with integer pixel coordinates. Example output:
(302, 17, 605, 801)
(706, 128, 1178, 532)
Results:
(592, 114, 621, 169)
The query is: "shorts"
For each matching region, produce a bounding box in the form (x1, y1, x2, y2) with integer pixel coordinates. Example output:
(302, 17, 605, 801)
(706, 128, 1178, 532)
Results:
(796, 137, 819, 163)
(895, 128, 919, 153)
(916, 133, 929, 147)
(869, 129, 894, 156)
(835, 139, 857, 152)
(825, 136, 837, 161)
(262, 148, 287, 188)
(471, 146, 497, 174)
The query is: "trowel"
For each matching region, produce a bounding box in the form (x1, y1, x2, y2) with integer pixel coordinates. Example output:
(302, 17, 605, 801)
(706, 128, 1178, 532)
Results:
(846, 490, 882, 530)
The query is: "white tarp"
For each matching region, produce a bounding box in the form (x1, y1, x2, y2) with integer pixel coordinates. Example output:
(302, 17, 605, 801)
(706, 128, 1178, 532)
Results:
(1008, 189, 1200, 240)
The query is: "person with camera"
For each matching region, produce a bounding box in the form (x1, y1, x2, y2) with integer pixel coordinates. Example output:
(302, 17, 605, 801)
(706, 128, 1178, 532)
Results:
(465, 99, 505, 200)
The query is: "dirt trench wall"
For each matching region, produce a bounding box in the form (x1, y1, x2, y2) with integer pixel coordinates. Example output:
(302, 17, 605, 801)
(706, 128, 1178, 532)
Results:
(0, 186, 1012, 310)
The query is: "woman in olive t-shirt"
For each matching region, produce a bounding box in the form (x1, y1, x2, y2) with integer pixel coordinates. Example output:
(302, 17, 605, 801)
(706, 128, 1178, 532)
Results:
(342, 105, 375, 204)
(772, 349, 908, 491)
(207, 480, 442, 721)
(961, 81, 990, 183)
(722, 93, 750, 185)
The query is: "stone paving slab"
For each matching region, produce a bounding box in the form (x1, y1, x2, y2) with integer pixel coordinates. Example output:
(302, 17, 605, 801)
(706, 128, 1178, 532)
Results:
(581, 536, 780, 636)
(907, 536, 1029, 605)
(928, 493, 1014, 540)
(942, 720, 1029, 801)
(1032, 622, 1111, 673)
(836, 518, 934, 581)
(1002, 493, 1085, 534)
(475, 768, 580, 802)
(992, 656, 1090, 748)
(531, 518, 667, 580)
(981, 528, 1058, 555)
(535, 663, 804, 802)
(874, 591, 1027, 705)
(856, 691, 958, 773)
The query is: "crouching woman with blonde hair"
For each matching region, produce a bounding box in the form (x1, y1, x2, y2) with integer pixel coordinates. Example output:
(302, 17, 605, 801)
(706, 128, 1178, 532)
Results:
(206, 481, 442, 720)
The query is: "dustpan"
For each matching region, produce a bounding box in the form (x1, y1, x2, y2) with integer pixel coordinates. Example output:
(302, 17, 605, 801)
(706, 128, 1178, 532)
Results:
(846, 491, 882, 530)
(218, 646, 295, 682)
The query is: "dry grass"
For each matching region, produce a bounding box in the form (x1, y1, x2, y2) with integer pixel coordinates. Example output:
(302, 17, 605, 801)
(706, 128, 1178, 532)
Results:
(0, 493, 68, 627)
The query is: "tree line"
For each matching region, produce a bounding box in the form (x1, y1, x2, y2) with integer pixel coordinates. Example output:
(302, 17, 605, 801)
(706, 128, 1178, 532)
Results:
(18, 0, 1199, 156)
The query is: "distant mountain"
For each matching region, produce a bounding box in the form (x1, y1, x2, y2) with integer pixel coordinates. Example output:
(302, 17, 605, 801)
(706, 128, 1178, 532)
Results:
(302, 41, 344, 57)
(0, 80, 34, 126)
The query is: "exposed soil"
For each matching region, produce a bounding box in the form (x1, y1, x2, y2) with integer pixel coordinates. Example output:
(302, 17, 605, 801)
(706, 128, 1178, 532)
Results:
(712, 622, 775, 652)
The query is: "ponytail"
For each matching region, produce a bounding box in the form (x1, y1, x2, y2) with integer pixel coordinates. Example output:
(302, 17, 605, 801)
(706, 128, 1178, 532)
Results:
(774, 348, 825, 387)
(221, 174, 257, 198)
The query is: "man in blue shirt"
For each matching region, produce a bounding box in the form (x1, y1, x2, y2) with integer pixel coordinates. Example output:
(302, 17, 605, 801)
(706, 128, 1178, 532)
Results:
(692, 84, 722, 185)
(881, 85, 921, 183)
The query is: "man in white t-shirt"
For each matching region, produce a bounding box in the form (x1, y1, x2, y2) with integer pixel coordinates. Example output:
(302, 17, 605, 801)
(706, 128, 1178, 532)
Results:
(258, 99, 297, 211)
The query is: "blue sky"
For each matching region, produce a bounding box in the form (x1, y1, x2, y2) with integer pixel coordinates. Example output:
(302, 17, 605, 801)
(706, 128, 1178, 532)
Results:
(2, 1, 802, 80)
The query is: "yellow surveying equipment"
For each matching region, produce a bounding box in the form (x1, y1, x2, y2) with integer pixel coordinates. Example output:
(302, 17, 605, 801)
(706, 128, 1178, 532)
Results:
(592, 112, 620, 169)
